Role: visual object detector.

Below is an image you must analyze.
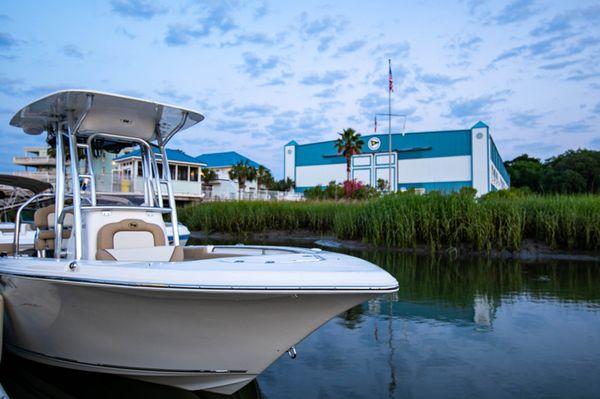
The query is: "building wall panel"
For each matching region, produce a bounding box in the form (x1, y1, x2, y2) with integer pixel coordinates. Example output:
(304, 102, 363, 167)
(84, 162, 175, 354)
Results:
(397, 155, 471, 184)
(296, 164, 347, 187)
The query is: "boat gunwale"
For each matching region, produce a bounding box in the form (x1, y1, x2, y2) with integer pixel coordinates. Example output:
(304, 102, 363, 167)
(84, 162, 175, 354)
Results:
(0, 271, 399, 294)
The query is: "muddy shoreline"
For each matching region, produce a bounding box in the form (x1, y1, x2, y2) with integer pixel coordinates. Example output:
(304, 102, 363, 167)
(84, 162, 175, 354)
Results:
(190, 230, 600, 263)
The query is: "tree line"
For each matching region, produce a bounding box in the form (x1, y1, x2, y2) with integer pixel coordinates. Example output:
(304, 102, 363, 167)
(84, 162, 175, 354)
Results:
(504, 149, 599, 194)
(201, 160, 295, 192)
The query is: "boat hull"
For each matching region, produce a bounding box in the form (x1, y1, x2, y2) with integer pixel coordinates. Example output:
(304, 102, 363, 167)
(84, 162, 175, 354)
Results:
(1, 275, 375, 394)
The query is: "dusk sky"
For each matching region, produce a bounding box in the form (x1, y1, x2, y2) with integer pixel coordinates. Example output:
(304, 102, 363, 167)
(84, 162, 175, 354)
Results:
(1, 0, 599, 177)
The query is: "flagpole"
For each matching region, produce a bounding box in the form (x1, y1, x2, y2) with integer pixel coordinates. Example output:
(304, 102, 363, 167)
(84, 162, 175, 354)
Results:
(388, 59, 392, 193)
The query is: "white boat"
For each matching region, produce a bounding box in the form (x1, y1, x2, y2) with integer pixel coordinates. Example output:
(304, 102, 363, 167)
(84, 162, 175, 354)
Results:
(0, 90, 398, 395)
(165, 222, 190, 245)
(0, 175, 54, 254)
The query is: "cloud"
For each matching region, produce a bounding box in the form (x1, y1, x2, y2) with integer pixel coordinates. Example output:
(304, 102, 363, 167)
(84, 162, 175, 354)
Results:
(531, 5, 600, 37)
(254, 2, 268, 19)
(61, 44, 84, 59)
(444, 91, 510, 120)
(156, 88, 192, 103)
(21, 84, 76, 97)
(0, 32, 18, 49)
(164, 3, 237, 46)
(594, 102, 600, 115)
(336, 40, 367, 55)
(297, 12, 345, 52)
(300, 70, 348, 85)
(539, 59, 580, 70)
(298, 12, 344, 40)
(231, 104, 276, 117)
(239, 53, 280, 77)
(317, 36, 334, 52)
(549, 120, 593, 133)
(508, 111, 543, 126)
(116, 26, 136, 39)
(314, 88, 338, 98)
(565, 70, 600, 81)
(490, 34, 594, 64)
(221, 32, 279, 47)
(591, 137, 600, 149)
(372, 42, 410, 59)
(110, 0, 167, 20)
(416, 72, 467, 86)
(0, 76, 22, 96)
(494, 0, 539, 25)
(530, 14, 573, 37)
(357, 91, 416, 116)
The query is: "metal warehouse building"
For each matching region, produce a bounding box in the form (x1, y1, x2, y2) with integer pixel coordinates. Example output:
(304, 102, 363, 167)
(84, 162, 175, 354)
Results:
(284, 121, 510, 195)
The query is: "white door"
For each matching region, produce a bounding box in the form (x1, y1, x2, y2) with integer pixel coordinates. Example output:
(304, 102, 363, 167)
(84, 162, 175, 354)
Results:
(351, 154, 373, 185)
(374, 153, 397, 191)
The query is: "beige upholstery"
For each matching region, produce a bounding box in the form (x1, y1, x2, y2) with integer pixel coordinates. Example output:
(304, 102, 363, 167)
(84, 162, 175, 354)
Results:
(34, 205, 72, 252)
(0, 243, 13, 255)
(96, 219, 182, 262)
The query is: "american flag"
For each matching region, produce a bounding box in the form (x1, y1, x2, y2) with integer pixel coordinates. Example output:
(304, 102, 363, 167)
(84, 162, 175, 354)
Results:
(374, 115, 377, 132)
(388, 60, 394, 93)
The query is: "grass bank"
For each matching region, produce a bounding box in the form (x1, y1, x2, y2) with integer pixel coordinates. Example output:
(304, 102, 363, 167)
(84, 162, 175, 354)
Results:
(178, 193, 600, 252)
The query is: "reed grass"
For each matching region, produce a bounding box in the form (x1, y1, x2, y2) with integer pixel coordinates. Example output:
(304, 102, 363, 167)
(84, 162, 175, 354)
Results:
(178, 193, 600, 252)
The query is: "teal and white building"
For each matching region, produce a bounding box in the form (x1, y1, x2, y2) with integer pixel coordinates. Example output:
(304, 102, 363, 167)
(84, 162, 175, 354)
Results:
(284, 121, 510, 195)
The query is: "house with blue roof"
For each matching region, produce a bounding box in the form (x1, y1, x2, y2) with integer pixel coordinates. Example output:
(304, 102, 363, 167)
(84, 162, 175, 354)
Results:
(284, 122, 510, 195)
(113, 147, 206, 197)
(195, 151, 262, 199)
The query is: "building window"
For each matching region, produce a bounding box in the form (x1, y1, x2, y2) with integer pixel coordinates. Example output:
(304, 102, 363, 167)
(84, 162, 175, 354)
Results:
(177, 165, 188, 181)
(137, 161, 143, 177)
(169, 164, 176, 179)
(190, 167, 199, 182)
(157, 163, 163, 178)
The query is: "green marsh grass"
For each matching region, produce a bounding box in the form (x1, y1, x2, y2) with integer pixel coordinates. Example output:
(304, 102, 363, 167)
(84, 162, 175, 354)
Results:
(178, 193, 600, 252)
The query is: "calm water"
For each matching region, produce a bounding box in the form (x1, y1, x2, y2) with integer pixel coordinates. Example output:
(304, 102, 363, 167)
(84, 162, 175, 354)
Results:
(2, 243, 600, 399)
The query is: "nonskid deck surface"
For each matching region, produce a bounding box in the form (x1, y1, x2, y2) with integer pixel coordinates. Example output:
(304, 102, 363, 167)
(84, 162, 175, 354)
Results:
(0, 246, 399, 292)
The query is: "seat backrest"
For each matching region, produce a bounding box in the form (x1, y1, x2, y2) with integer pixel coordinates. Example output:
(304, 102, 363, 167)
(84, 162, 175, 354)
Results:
(33, 205, 73, 252)
(34, 205, 73, 230)
(96, 218, 182, 261)
(97, 219, 165, 250)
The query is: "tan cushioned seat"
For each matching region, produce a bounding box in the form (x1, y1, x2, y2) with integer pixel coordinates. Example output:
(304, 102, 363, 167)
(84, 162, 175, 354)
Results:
(34, 205, 73, 252)
(96, 219, 182, 262)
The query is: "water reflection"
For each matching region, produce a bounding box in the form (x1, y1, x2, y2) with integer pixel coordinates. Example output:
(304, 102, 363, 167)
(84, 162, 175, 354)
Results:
(2, 243, 600, 398)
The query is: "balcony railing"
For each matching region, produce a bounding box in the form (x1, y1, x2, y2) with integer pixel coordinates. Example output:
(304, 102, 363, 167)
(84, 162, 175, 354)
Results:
(12, 156, 55, 166)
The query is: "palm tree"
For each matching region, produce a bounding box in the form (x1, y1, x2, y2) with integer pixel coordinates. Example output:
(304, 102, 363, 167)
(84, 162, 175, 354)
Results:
(256, 165, 273, 191)
(228, 160, 257, 194)
(201, 168, 218, 186)
(335, 128, 364, 181)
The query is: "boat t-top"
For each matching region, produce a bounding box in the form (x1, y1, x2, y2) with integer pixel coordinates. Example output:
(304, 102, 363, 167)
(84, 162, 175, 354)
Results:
(0, 90, 399, 394)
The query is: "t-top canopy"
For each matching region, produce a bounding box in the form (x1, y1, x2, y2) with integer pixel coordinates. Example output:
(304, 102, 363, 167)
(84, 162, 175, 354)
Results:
(9, 90, 205, 143)
(0, 174, 53, 194)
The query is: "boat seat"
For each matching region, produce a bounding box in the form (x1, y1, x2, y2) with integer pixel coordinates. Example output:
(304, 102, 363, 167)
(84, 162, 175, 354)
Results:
(96, 219, 183, 262)
(34, 205, 72, 251)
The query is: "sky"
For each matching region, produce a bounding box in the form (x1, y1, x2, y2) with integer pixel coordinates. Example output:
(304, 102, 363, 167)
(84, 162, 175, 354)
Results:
(0, 0, 599, 178)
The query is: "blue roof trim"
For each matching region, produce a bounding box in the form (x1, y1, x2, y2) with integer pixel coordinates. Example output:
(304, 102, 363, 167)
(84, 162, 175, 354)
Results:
(472, 121, 489, 129)
(196, 151, 260, 168)
(294, 131, 471, 167)
(285, 140, 298, 146)
(115, 147, 203, 164)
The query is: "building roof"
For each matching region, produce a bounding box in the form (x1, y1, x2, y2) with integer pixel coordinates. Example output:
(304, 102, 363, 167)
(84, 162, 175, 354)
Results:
(472, 121, 489, 129)
(115, 147, 204, 165)
(195, 151, 260, 168)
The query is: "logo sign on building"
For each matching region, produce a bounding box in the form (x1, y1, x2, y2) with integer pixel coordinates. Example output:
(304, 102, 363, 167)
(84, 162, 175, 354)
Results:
(368, 137, 381, 151)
